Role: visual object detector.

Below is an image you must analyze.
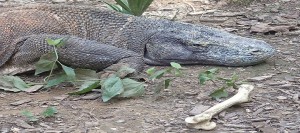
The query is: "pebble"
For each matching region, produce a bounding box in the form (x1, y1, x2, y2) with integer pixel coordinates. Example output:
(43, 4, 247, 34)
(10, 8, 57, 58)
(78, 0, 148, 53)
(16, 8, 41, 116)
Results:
(40, 123, 52, 129)
(85, 121, 99, 127)
(53, 95, 69, 101)
(24, 128, 43, 132)
(0, 94, 6, 98)
(184, 90, 198, 96)
(0, 127, 9, 133)
(15, 119, 35, 129)
(245, 109, 252, 113)
(110, 128, 117, 131)
(51, 0, 66, 3)
(80, 93, 101, 100)
(10, 99, 32, 106)
(116, 119, 125, 123)
(247, 74, 274, 82)
(277, 96, 287, 100)
(165, 127, 172, 132)
(44, 130, 63, 133)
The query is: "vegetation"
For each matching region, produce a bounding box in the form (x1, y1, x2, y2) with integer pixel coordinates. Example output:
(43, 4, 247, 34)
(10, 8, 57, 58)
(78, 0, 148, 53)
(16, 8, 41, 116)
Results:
(104, 0, 154, 16)
(146, 62, 183, 97)
(22, 106, 57, 122)
(198, 68, 239, 99)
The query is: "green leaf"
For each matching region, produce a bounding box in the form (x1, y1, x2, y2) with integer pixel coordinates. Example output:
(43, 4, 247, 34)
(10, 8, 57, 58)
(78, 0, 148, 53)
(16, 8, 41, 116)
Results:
(115, 0, 131, 13)
(165, 67, 173, 73)
(150, 69, 166, 80)
(146, 67, 156, 75)
(104, 2, 131, 14)
(42, 106, 57, 118)
(226, 73, 239, 88)
(69, 81, 100, 95)
(74, 68, 99, 86)
(207, 68, 219, 74)
(170, 62, 182, 69)
(61, 64, 76, 81)
(111, 0, 153, 16)
(21, 110, 38, 122)
(164, 79, 171, 89)
(198, 68, 219, 85)
(45, 73, 68, 88)
(75, 69, 98, 80)
(174, 69, 182, 77)
(153, 80, 165, 95)
(118, 78, 145, 97)
(105, 2, 123, 11)
(116, 66, 136, 77)
(0, 86, 21, 92)
(0, 76, 30, 92)
(35, 52, 58, 75)
(198, 73, 212, 85)
(209, 87, 229, 99)
(127, 0, 153, 16)
(101, 76, 124, 102)
(10, 77, 30, 90)
(217, 73, 239, 89)
(46, 38, 63, 46)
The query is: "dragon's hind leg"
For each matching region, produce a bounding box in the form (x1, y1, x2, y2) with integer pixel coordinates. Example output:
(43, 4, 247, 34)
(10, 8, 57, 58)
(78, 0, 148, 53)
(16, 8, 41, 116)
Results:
(0, 34, 144, 75)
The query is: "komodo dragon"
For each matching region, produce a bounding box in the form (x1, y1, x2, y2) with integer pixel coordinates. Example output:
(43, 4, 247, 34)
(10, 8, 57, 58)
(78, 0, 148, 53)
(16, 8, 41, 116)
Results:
(0, 4, 275, 75)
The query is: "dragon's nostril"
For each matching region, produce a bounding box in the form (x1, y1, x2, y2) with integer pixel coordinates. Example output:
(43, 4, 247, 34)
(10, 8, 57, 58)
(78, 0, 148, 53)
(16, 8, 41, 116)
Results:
(249, 49, 262, 55)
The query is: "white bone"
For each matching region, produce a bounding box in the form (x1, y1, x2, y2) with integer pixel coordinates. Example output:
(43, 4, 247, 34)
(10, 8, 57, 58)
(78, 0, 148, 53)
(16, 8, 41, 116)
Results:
(185, 84, 254, 130)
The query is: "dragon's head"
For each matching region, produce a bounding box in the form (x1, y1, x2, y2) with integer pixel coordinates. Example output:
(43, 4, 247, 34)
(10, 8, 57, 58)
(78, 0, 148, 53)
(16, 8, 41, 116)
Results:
(144, 21, 275, 66)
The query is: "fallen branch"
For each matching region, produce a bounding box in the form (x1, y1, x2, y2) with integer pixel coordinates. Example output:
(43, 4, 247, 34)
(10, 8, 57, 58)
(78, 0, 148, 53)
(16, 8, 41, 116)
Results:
(185, 84, 254, 130)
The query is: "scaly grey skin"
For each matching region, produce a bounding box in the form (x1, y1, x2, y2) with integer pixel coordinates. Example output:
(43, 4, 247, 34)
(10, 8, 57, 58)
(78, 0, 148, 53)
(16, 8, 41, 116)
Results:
(0, 4, 275, 75)
(144, 20, 275, 66)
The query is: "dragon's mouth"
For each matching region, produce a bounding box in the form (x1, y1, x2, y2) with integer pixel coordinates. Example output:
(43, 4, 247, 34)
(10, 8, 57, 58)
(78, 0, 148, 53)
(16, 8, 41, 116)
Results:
(144, 58, 207, 65)
(144, 51, 275, 66)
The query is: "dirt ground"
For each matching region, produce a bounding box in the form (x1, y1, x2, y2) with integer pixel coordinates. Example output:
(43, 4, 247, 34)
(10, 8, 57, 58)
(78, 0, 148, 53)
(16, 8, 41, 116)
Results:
(0, 0, 299, 132)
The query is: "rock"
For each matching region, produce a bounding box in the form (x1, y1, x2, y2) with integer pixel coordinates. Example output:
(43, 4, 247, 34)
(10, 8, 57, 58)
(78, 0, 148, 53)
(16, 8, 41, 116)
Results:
(248, 75, 274, 82)
(277, 96, 287, 100)
(85, 121, 99, 127)
(165, 127, 172, 132)
(292, 94, 299, 101)
(245, 109, 252, 113)
(110, 128, 117, 131)
(11, 127, 21, 132)
(0, 127, 9, 133)
(253, 108, 264, 116)
(116, 119, 125, 123)
(51, 0, 66, 3)
(44, 130, 63, 133)
(15, 119, 35, 129)
(250, 23, 294, 33)
(53, 95, 69, 101)
(184, 90, 198, 96)
(10, 99, 32, 106)
(24, 128, 43, 132)
(39, 123, 52, 129)
(80, 93, 101, 100)
(0, 94, 5, 98)
(24, 85, 43, 93)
